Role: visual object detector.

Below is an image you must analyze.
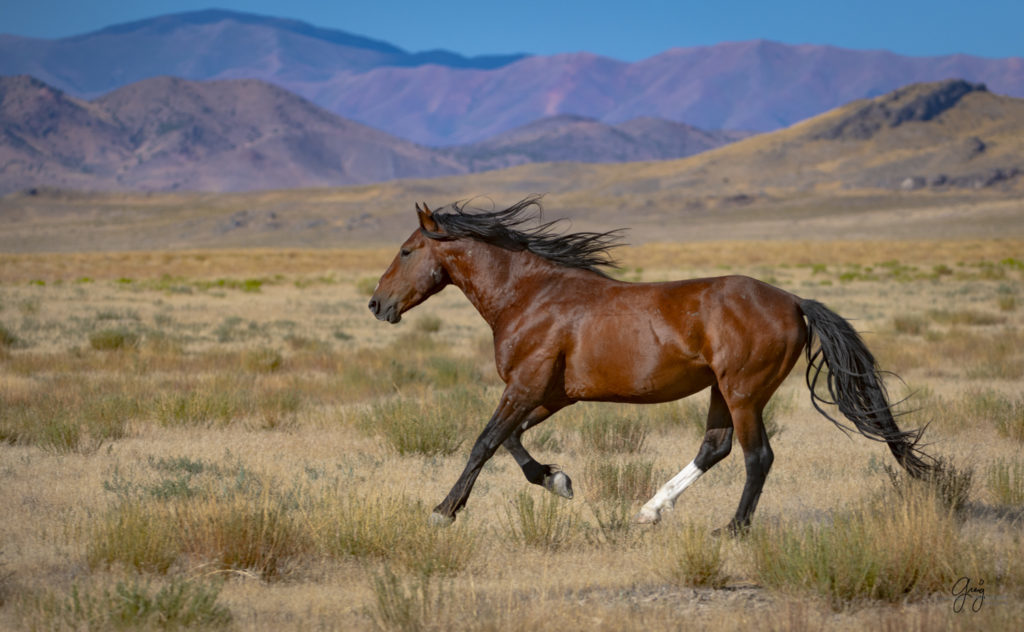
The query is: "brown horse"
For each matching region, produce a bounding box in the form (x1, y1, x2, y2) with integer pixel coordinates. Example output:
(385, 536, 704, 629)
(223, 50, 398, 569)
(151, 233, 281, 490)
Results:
(369, 196, 932, 532)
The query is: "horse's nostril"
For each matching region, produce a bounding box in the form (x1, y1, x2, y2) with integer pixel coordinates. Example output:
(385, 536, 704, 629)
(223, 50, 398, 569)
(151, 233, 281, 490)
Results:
(368, 299, 378, 313)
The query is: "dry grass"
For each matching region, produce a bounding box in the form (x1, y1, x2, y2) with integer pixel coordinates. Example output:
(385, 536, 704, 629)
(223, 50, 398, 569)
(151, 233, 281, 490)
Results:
(748, 487, 979, 610)
(2, 242, 1023, 631)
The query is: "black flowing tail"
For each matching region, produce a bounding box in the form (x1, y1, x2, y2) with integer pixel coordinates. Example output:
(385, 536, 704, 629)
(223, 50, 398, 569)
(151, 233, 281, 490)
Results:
(799, 299, 934, 478)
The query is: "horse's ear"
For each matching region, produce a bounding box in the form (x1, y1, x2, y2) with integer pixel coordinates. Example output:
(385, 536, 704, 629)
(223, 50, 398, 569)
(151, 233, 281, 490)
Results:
(416, 202, 441, 233)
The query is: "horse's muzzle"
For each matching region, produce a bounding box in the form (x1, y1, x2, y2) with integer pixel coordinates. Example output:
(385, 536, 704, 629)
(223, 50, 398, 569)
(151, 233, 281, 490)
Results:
(368, 297, 402, 324)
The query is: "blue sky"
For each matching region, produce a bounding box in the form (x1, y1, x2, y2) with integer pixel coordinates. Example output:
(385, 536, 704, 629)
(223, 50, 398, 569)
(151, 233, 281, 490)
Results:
(4, 0, 1023, 60)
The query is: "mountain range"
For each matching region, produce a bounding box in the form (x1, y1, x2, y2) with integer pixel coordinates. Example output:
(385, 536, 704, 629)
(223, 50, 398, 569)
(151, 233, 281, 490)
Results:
(2, 9, 1023, 146)
(0, 74, 751, 193)
(3, 77, 1021, 252)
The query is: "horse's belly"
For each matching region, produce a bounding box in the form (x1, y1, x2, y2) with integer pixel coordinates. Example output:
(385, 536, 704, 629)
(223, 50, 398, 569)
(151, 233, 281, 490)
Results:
(563, 345, 713, 403)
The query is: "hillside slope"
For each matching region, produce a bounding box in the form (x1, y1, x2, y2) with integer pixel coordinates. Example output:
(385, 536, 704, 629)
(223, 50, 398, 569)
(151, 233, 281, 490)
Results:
(0, 75, 468, 192)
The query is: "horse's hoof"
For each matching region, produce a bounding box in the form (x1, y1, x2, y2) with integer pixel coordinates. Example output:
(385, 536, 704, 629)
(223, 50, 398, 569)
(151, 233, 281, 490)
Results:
(712, 522, 749, 538)
(634, 508, 661, 524)
(544, 471, 574, 499)
(428, 511, 455, 527)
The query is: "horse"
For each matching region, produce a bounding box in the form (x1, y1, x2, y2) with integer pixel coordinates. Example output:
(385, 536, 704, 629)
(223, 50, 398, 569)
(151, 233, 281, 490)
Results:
(368, 196, 933, 533)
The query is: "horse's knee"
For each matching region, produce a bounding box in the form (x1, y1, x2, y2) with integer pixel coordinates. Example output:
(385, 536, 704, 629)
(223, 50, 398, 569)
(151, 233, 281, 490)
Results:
(694, 427, 733, 470)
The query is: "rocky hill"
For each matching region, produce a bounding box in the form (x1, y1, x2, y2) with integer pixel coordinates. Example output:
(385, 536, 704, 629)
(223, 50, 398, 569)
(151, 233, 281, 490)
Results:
(0, 75, 470, 192)
(0, 75, 744, 193)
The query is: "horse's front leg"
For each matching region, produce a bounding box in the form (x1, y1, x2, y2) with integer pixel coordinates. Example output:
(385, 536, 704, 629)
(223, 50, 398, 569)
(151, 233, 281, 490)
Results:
(430, 390, 535, 525)
(503, 404, 574, 499)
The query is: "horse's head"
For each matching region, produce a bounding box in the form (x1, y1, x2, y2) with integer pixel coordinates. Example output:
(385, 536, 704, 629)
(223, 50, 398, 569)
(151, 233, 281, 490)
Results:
(368, 203, 451, 324)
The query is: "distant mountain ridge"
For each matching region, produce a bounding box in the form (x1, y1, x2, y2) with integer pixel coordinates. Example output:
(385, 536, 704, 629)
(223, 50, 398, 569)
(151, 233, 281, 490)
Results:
(0, 9, 526, 99)
(0, 75, 742, 192)
(2, 10, 1022, 145)
(0, 75, 467, 192)
(442, 115, 752, 171)
(3, 79, 1021, 253)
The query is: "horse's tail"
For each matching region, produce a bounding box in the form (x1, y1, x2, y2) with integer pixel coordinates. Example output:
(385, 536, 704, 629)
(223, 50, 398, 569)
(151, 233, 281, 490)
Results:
(799, 298, 934, 478)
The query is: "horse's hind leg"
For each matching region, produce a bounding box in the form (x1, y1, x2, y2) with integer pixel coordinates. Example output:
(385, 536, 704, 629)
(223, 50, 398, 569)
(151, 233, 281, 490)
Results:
(636, 385, 733, 524)
(727, 404, 773, 534)
(503, 404, 573, 499)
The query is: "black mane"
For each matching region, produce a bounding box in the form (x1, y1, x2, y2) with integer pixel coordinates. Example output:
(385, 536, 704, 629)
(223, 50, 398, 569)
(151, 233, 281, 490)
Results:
(424, 195, 624, 274)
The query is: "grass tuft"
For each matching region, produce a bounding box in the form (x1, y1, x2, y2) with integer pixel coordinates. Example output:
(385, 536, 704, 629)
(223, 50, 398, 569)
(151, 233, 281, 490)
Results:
(585, 500, 638, 546)
(366, 565, 444, 632)
(0, 322, 18, 348)
(986, 458, 1024, 507)
(582, 458, 658, 503)
(652, 523, 729, 588)
(957, 389, 1024, 441)
(892, 313, 928, 335)
(318, 492, 478, 577)
(87, 501, 180, 574)
(748, 488, 974, 609)
(500, 490, 576, 551)
(23, 578, 231, 630)
(885, 457, 974, 514)
(241, 347, 283, 372)
(577, 411, 648, 454)
(351, 388, 489, 456)
(89, 327, 140, 351)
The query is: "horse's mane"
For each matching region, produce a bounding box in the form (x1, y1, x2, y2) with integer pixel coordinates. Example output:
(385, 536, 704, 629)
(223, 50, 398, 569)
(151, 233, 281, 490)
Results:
(424, 195, 624, 274)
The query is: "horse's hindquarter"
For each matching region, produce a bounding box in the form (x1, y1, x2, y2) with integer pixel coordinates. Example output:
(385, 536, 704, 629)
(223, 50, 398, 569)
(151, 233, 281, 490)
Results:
(561, 278, 719, 403)
(698, 276, 807, 407)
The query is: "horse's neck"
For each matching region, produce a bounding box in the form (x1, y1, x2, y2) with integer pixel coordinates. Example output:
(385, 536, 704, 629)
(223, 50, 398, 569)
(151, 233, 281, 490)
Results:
(441, 241, 550, 329)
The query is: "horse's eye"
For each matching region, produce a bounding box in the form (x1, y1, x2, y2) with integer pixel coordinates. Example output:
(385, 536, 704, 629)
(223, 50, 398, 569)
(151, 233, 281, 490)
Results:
(400, 248, 412, 258)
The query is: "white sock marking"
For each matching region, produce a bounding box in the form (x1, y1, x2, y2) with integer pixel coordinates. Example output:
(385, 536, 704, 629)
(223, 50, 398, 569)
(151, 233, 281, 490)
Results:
(637, 460, 704, 522)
